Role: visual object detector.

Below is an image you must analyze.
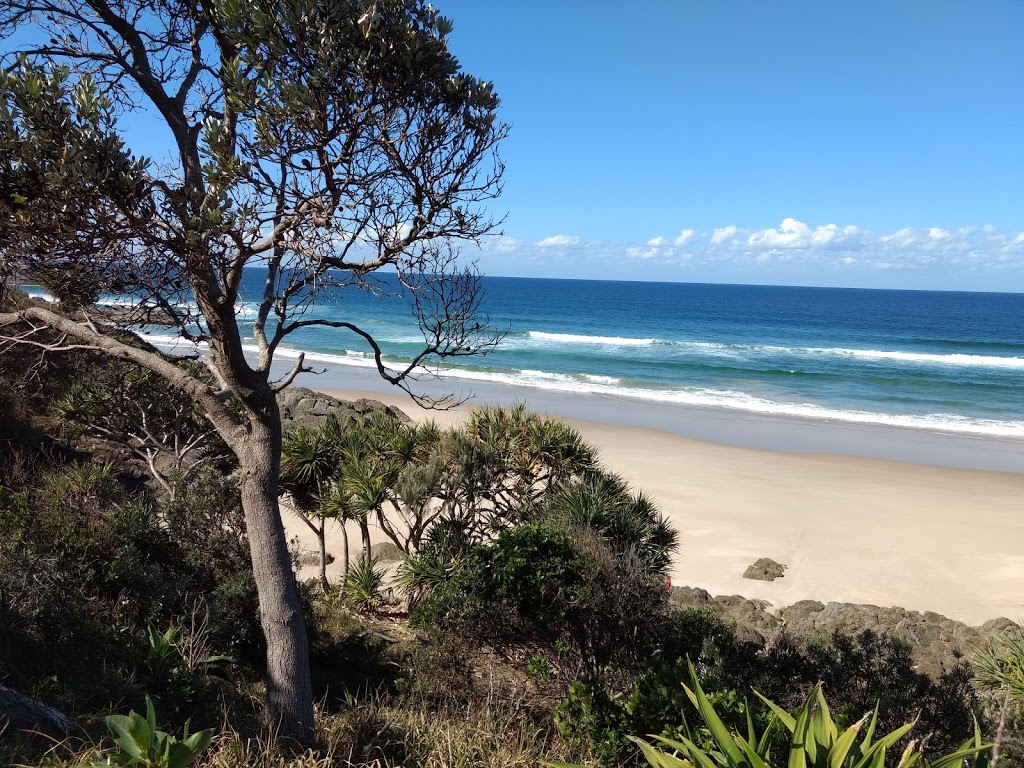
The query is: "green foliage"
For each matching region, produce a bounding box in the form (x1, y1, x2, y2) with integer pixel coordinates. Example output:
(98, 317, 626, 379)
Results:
(410, 521, 671, 672)
(410, 523, 591, 631)
(526, 654, 555, 680)
(555, 613, 987, 768)
(0, 59, 155, 307)
(80, 696, 213, 768)
(343, 557, 386, 612)
(0, 438, 252, 721)
(552, 661, 990, 768)
(626, 659, 991, 768)
(547, 472, 679, 574)
(50, 359, 228, 492)
(972, 631, 1024, 704)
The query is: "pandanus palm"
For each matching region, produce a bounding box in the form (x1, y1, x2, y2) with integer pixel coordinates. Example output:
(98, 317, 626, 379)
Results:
(280, 426, 341, 590)
(547, 471, 679, 576)
(342, 454, 396, 563)
(458, 404, 599, 527)
(317, 479, 357, 580)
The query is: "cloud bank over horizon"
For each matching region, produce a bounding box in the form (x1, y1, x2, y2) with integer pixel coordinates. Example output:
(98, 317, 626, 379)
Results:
(479, 218, 1024, 290)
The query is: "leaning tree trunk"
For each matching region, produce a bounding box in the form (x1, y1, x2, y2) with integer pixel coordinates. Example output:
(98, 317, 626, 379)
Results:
(237, 414, 314, 738)
(317, 518, 328, 591)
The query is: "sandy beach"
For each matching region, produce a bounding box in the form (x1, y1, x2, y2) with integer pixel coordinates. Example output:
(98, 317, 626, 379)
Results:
(283, 386, 1024, 627)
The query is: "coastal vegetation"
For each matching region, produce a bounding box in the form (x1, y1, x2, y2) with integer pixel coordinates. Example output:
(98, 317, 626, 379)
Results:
(0, 0, 506, 738)
(1, 329, 1021, 766)
(0, 2, 1021, 767)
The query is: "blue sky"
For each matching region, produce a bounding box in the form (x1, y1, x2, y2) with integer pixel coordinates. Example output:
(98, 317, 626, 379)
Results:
(434, 1, 1024, 291)
(18, 1, 1019, 290)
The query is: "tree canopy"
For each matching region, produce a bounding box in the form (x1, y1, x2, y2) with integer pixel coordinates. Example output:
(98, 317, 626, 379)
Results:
(0, 0, 507, 739)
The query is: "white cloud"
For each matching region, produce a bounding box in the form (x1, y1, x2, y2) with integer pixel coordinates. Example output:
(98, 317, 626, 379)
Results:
(710, 225, 737, 245)
(674, 228, 696, 246)
(477, 219, 1024, 285)
(488, 235, 522, 253)
(747, 217, 810, 247)
(537, 234, 581, 247)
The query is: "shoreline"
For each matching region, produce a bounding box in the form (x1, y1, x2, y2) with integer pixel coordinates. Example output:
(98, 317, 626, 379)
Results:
(282, 361, 1024, 474)
(285, 378, 1024, 626)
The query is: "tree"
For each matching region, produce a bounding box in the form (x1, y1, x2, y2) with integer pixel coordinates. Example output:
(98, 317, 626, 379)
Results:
(0, 0, 506, 739)
(279, 422, 343, 591)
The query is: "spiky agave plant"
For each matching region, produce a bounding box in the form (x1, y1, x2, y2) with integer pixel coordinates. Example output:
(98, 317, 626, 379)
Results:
(547, 658, 991, 768)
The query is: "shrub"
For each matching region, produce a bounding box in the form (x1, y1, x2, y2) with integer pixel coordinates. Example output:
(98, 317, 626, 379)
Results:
(555, 618, 986, 767)
(625, 662, 989, 768)
(79, 695, 214, 768)
(409, 523, 593, 634)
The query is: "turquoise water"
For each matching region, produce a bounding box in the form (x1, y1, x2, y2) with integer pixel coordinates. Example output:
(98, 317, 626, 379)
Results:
(24, 274, 1024, 438)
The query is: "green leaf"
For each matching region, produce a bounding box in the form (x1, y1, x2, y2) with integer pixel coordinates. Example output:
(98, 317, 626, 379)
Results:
(145, 696, 158, 740)
(684, 659, 750, 767)
(862, 705, 879, 749)
(733, 733, 772, 768)
(754, 690, 797, 733)
(926, 744, 991, 768)
(788, 691, 813, 768)
(629, 736, 694, 768)
(829, 715, 869, 768)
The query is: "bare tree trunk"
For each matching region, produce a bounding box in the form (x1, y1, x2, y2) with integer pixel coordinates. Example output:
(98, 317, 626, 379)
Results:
(317, 518, 328, 591)
(237, 415, 314, 739)
(359, 519, 371, 563)
(341, 521, 350, 578)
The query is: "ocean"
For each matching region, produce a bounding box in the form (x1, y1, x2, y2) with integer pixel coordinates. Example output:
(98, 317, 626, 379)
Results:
(22, 273, 1024, 441)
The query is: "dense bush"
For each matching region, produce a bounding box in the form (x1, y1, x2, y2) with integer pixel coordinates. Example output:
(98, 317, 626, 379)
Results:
(410, 523, 594, 631)
(555, 609, 982, 767)
(410, 522, 671, 671)
(0, 388, 256, 725)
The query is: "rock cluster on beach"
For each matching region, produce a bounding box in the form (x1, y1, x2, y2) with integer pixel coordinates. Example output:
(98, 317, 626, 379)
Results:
(669, 585, 1019, 679)
(742, 557, 788, 581)
(278, 387, 410, 431)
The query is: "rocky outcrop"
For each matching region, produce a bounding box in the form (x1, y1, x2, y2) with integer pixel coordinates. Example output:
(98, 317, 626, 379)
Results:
(668, 586, 1019, 680)
(742, 557, 787, 581)
(278, 387, 410, 431)
(374, 542, 405, 562)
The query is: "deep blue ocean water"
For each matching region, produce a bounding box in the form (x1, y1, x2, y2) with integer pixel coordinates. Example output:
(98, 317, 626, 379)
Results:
(24, 273, 1024, 438)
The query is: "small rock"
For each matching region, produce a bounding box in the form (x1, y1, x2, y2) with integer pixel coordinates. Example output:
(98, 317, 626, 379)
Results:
(295, 550, 335, 567)
(374, 542, 405, 562)
(742, 557, 788, 582)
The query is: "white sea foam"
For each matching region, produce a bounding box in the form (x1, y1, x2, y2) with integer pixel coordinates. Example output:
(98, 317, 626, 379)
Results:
(140, 332, 1024, 440)
(582, 374, 622, 385)
(528, 331, 654, 346)
(821, 347, 1024, 369)
(520, 333, 1024, 369)
(668, 340, 1024, 369)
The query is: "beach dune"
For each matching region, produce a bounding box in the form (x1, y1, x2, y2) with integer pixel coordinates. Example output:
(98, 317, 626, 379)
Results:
(283, 388, 1024, 627)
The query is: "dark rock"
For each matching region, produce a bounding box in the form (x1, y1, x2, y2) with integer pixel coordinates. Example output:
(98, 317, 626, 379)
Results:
(669, 586, 1020, 681)
(278, 387, 410, 431)
(295, 550, 335, 567)
(742, 557, 787, 581)
(667, 586, 715, 610)
(374, 542, 405, 562)
(668, 587, 782, 646)
(0, 683, 75, 738)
